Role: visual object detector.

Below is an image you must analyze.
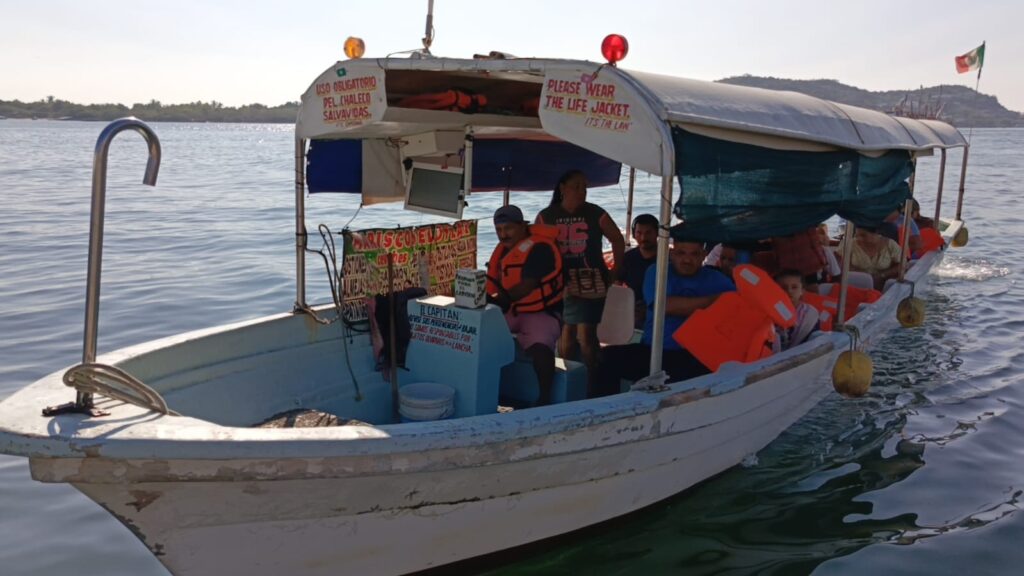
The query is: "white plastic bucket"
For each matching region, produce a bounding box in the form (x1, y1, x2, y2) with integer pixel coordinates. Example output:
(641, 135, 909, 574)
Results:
(398, 382, 456, 422)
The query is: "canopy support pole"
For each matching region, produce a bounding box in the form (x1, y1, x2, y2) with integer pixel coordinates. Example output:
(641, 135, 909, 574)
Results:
(933, 149, 947, 228)
(463, 127, 474, 215)
(896, 158, 916, 281)
(294, 137, 307, 310)
(908, 157, 917, 195)
(625, 167, 636, 244)
(955, 146, 969, 220)
(502, 166, 511, 206)
(897, 198, 914, 282)
(651, 168, 675, 377)
(835, 221, 856, 327)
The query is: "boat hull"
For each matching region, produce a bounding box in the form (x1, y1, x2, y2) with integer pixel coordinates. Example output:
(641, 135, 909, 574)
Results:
(5, 237, 953, 575)
(38, 349, 833, 575)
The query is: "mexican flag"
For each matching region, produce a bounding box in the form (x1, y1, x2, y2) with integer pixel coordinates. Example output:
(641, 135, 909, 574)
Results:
(955, 42, 985, 74)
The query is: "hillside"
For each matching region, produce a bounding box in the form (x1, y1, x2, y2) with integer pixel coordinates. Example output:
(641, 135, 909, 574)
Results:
(717, 76, 1024, 128)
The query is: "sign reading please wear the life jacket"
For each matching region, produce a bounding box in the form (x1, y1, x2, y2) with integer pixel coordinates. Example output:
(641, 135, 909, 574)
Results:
(538, 68, 663, 175)
(296, 64, 387, 138)
(340, 221, 478, 322)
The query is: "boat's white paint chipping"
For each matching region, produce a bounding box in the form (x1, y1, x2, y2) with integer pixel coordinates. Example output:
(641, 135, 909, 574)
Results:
(59, 349, 832, 575)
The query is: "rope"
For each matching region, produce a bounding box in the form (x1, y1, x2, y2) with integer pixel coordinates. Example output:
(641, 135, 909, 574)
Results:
(63, 363, 179, 416)
(316, 224, 363, 400)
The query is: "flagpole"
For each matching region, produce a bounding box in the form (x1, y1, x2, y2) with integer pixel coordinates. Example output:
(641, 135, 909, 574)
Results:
(966, 40, 985, 145)
(957, 41, 984, 224)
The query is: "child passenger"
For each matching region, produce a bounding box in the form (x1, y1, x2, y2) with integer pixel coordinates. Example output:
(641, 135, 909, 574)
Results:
(774, 270, 820, 351)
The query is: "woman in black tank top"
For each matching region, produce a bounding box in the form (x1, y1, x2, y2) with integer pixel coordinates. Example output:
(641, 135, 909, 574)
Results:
(536, 169, 625, 396)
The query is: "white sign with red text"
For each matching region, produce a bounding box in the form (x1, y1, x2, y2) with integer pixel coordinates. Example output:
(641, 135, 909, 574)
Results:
(297, 64, 387, 138)
(538, 69, 662, 174)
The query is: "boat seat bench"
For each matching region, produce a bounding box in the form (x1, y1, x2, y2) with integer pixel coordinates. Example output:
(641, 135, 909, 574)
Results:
(499, 350, 586, 407)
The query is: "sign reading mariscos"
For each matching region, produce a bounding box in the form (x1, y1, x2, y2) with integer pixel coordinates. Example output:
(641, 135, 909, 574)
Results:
(341, 221, 478, 322)
(538, 69, 662, 174)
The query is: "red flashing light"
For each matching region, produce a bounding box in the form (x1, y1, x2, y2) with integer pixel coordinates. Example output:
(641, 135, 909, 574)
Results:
(601, 34, 629, 65)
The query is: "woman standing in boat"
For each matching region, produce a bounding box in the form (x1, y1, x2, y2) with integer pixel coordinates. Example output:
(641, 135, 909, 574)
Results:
(536, 169, 625, 394)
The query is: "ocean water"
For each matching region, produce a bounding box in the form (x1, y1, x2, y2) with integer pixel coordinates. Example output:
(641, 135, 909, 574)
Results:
(0, 120, 1020, 575)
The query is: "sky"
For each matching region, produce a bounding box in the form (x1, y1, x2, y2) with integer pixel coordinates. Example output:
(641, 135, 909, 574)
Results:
(2, 0, 1022, 112)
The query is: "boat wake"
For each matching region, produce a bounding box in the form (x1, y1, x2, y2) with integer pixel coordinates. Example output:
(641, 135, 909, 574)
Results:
(934, 254, 1010, 282)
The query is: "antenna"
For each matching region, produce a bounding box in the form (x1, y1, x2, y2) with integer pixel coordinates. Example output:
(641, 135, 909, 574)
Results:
(422, 0, 435, 54)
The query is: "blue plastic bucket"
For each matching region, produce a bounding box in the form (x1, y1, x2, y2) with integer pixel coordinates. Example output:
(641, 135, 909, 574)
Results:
(398, 382, 456, 422)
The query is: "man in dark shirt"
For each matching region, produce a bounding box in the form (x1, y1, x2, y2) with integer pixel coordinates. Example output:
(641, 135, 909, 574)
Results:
(618, 214, 659, 328)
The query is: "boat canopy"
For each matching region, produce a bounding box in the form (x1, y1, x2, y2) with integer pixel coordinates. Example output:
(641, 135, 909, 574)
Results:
(295, 56, 966, 236)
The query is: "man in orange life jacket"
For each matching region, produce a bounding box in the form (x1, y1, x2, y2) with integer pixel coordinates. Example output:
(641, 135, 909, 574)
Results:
(486, 205, 564, 406)
(596, 239, 735, 396)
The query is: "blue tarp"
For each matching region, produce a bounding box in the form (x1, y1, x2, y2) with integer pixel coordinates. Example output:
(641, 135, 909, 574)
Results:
(307, 139, 362, 194)
(306, 138, 621, 194)
(671, 128, 913, 243)
(469, 139, 621, 192)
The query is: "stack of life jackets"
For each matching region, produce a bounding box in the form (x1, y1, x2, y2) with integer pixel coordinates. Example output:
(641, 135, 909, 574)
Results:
(397, 90, 488, 114)
(485, 225, 564, 315)
(802, 284, 882, 329)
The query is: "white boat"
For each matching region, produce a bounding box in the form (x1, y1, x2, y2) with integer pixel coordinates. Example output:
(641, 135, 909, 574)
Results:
(0, 37, 971, 576)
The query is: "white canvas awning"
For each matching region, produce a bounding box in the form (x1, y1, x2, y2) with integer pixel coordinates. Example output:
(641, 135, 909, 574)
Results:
(296, 56, 967, 176)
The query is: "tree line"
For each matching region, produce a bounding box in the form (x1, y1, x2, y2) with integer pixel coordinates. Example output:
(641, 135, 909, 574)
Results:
(0, 97, 299, 123)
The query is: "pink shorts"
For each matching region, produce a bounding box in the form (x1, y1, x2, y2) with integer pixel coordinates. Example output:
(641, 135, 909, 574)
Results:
(505, 311, 561, 351)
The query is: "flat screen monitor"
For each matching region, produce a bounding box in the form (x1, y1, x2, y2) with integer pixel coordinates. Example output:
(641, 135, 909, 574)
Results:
(404, 162, 465, 219)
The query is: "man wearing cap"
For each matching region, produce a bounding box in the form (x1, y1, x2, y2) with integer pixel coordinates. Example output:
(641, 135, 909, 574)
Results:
(486, 205, 564, 406)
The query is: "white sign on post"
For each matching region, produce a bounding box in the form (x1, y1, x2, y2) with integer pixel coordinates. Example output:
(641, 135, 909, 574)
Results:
(454, 269, 487, 309)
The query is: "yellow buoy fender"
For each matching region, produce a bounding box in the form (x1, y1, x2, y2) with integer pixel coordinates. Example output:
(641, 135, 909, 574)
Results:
(832, 350, 873, 397)
(897, 296, 926, 328)
(952, 226, 969, 248)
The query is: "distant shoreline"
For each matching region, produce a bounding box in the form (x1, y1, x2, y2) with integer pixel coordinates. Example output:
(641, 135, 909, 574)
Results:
(5, 76, 1023, 127)
(0, 98, 298, 124)
(0, 116, 295, 124)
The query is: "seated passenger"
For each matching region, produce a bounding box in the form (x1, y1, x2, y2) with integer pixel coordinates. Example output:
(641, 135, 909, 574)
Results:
(595, 240, 736, 396)
(879, 206, 922, 258)
(486, 205, 563, 406)
(836, 228, 903, 290)
(911, 198, 936, 229)
(617, 214, 658, 328)
(772, 226, 832, 285)
(773, 270, 820, 351)
(705, 243, 740, 279)
(807, 223, 841, 292)
(705, 241, 759, 274)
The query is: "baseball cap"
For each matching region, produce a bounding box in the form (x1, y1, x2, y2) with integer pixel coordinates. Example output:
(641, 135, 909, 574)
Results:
(493, 205, 525, 225)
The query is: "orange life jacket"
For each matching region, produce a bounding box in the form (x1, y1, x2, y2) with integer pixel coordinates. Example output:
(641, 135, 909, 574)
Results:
(486, 225, 564, 314)
(396, 90, 488, 113)
(823, 283, 881, 323)
(521, 96, 540, 116)
(801, 291, 836, 332)
(672, 264, 794, 371)
(919, 227, 946, 254)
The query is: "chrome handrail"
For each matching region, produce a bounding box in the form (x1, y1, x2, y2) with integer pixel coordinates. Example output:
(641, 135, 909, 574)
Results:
(78, 118, 161, 409)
